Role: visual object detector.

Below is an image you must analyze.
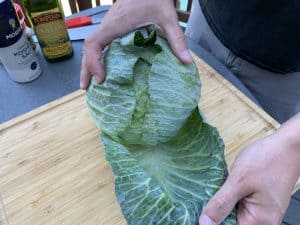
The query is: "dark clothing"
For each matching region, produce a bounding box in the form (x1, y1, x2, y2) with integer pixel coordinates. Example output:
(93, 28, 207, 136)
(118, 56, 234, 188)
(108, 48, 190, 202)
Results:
(199, 0, 300, 73)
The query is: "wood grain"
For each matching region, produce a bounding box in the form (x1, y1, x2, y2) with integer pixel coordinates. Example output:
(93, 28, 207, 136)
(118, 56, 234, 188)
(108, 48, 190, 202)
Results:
(0, 55, 298, 225)
(0, 194, 9, 225)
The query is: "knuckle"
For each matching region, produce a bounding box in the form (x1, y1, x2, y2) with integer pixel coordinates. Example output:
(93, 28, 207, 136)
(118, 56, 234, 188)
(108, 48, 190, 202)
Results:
(166, 14, 178, 25)
(211, 196, 231, 215)
(159, 9, 178, 28)
(84, 33, 102, 50)
(229, 169, 252, 194)
(84, 35, 96, 47)
(109, 2, 129, 25)
(172, 30, 185, 42)
(114, 2, 127, 16)
(167, 29, 187, 52)
(230, 171, 247, 186)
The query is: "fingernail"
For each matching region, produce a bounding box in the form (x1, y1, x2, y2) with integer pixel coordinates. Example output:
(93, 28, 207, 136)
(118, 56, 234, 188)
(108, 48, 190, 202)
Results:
(80, 81, 86, 90)
(199, 214, 216, 225)
(181, 50, 193, 63)
(80, 82, 84, 90)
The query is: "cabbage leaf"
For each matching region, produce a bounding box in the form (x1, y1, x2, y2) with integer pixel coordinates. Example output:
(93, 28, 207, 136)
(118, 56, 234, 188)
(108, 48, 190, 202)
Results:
(86, 28, 236, 225)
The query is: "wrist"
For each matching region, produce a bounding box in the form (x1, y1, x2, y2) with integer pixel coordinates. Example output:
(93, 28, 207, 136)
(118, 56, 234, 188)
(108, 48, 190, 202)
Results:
(267, 116, 300, 179)
(263, 133, 300, 194)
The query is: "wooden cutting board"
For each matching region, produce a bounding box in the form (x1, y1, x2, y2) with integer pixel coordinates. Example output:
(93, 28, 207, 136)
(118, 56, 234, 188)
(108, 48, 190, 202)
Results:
(0, 55, 298, 225)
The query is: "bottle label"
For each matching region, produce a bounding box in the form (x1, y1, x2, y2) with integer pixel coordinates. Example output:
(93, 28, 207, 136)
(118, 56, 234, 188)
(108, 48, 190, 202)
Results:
(31, 8, 72, 59)
(0, 34, 42, 83)
(0, 0, 22, 48)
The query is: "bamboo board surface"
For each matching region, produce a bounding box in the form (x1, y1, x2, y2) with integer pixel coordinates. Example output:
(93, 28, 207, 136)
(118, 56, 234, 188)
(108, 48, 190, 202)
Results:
(1, 55, 298, 225)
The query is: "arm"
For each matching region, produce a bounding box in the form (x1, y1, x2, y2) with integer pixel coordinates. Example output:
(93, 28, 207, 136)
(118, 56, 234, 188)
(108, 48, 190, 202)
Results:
(200, 113, 300, 225)
(80, 0, 193, 89)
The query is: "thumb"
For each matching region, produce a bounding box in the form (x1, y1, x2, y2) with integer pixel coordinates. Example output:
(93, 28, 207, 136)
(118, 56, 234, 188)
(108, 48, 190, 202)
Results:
(163, 22, 193, 64)
(199, 177, 248, 225)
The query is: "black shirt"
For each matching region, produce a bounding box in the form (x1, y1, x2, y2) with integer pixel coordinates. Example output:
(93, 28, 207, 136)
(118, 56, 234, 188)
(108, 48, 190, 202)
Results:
(199, 0, 300, 73)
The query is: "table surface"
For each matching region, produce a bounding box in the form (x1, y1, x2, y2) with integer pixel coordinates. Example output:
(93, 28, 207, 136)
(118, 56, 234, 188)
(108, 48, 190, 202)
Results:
(0, 6, 258, 124)
(0, 6, 299, 225)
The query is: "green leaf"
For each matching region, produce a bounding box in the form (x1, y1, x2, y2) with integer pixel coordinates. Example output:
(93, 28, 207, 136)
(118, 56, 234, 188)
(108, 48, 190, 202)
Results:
(87, 27, 236, 225)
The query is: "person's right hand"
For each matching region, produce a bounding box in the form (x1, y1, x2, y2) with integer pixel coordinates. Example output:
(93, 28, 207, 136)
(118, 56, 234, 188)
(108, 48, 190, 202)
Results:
(199, 113, 300, 225)
(80, 0, 193, 89)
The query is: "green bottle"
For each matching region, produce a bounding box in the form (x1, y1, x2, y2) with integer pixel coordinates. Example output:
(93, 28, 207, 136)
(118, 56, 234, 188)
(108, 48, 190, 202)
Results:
(22, 0, 73, 62)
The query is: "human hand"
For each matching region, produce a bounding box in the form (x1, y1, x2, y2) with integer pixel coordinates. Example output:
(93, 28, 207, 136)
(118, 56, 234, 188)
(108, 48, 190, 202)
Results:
(80, 0, 193, 89)
(199, 128, 300, 225)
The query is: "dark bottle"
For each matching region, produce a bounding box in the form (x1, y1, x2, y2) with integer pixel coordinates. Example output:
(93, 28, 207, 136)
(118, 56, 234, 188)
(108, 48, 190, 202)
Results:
(0, 0, 42, 82)
(22, 0, 73, 62)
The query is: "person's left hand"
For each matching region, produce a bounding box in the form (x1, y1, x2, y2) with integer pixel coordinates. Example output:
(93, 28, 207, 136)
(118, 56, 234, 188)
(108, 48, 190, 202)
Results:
(199, 132, 300, 225)
(80, 0, 192, 89)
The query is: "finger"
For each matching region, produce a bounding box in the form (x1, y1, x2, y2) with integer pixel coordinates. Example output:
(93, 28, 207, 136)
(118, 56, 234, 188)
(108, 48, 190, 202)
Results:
(80, 50, 91, 89)
(85, 43, 105, 83)
(163, 18, 193, 64)
(79, 2, 137, 90)
(199, 176, 250, 225)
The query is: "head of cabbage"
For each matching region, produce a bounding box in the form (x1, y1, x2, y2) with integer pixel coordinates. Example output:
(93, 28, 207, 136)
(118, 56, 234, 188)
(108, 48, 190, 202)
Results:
(86, 27, 236, 225)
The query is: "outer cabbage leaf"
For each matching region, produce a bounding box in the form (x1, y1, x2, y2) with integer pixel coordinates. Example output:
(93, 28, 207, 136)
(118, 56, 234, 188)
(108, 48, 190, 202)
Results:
(87, 28, 236, 225)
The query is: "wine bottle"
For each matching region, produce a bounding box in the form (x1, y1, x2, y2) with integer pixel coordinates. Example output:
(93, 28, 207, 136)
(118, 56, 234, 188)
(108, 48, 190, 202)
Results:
(23, 0, 73, 62)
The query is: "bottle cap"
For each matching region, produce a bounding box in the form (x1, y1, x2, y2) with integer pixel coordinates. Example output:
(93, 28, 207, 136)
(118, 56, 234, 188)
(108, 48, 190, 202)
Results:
(13, 3, 26, 29)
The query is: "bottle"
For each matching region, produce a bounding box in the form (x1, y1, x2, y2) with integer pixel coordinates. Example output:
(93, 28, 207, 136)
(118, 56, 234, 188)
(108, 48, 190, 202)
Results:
(22, 0, 73, 62)
(13, 2, 38, 54)
(0, 2, 37, 65)
(23, 26, 38, 54)
(0, 0, 42, 83)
